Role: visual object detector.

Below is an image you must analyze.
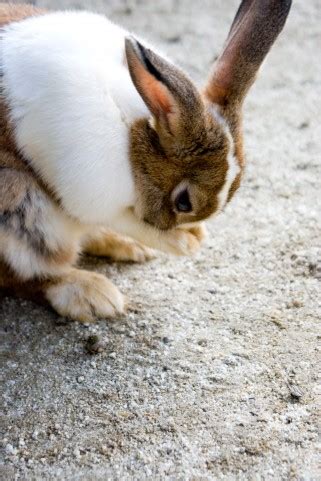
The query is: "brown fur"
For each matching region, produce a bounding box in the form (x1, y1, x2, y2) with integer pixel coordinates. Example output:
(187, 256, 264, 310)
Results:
(205, 0, 292, 107)
(205, 0, 292, 197)
(0, 159, 77, 268)
(0, 258, 48, 303)
(204, 0, 292, 160)
(130, 115, 229, 230)
(0, 3, 44, 27)
(84, 229, 155, 263)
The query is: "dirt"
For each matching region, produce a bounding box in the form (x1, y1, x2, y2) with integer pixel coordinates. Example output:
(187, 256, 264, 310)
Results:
(1, 1, 321, 480)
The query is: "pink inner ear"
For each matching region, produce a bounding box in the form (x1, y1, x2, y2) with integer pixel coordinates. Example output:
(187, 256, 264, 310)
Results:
(133, 58, 173, 116)
(150, 80, 173, 115)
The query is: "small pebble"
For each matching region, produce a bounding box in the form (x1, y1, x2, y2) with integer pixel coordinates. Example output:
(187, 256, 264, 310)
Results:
(77, 376, 85, 383)
(223, 355, 238, 366)
(207, 289, 217, 295)
(85, 335, 106, 354)
(292, 299, 304, 308)
(109, 352, 117, 359)
(100, 444, 109, 455)
(73, 447, 81, 458)
(271, 318, 286, 330)
(288, 383, 304, 400)
(5, 443, 16, 455)
(287, 299, 304, 309)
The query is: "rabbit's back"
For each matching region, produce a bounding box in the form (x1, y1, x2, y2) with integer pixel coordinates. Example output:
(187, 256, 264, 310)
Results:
(1, 11, 146, 224)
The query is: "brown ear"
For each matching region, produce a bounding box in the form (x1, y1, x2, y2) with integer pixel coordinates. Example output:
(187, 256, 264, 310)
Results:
(205, 0, 292, 107)
(125, 37, 203, 137)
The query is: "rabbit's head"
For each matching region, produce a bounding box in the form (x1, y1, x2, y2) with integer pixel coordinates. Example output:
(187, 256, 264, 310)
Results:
(126, 0, 291, 230)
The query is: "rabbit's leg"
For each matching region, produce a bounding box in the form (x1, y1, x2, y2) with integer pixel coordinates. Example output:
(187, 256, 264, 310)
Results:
(112, 209, 207, 256)
(0, 260, 125, 323)
(44, 267, 125, 322)
(0, 166, 125, 322)
(84, 229, 156, 263)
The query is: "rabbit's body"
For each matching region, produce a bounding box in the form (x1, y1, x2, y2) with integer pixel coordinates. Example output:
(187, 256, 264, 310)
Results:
(0, 1, 292, 322)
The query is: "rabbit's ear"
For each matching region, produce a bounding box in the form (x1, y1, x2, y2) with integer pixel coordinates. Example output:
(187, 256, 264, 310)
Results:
(125, 37, 203, 137)
(205, 0, 292, 107)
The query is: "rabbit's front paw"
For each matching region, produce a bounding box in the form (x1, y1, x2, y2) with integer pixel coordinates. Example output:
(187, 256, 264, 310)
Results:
(116, 241, 156, 263)
(85, 230, 156, 263)
(166, 223, 207, 256)
(46, 269, 125, 323)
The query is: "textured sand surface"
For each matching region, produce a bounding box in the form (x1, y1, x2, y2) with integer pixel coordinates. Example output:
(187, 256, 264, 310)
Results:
(1, 1, 320, 480)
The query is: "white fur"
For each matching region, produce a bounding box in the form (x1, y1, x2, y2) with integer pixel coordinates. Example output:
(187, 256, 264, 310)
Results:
(217, 150, 240, 212)
(1, 11, 149, 226)
(209, 105, 241, 212)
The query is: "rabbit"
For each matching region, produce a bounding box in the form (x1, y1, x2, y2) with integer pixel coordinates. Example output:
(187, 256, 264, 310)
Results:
(0, 1, 292, 322)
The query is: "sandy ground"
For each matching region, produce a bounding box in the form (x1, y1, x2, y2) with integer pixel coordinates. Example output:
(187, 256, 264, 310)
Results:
(1, 0, 321, 480)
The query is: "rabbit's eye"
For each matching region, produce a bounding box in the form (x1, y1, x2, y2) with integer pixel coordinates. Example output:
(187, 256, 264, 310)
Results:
(175, 188, 192, 213)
